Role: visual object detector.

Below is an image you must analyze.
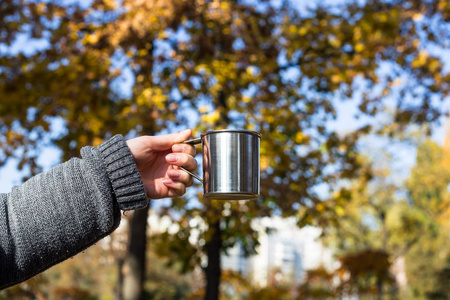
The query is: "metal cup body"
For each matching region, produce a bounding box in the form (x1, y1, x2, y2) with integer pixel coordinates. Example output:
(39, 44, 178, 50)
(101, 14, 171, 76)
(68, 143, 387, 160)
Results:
(201, 130, 260, 200)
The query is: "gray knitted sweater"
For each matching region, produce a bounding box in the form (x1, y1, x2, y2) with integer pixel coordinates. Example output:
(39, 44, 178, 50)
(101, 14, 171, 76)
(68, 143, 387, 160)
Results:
(0, 135, 148, 289)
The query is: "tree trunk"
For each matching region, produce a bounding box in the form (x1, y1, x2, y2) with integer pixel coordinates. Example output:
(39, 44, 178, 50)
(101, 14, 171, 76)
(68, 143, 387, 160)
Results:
(122, 207, 149, 300)
(116, 257, 124, 300)
(204, 220, 222, 300)
(377, 277, 383, 300)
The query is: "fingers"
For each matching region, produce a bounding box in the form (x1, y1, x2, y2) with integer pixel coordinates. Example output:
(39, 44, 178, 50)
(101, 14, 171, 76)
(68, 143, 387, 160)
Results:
(163, 144, 197, 197)
(162, 178, 187, 197)
(167, 169, 194, 187)
(145, 129, 192, 151)
(162, 169, 194, 196)
(163, 150, 197, 196)
(172, 143, 196, 157)
(165, 152, 198, 171)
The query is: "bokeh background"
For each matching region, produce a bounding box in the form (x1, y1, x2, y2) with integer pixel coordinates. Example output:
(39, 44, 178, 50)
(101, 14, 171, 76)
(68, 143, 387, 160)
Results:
(1, 0, 450, 299)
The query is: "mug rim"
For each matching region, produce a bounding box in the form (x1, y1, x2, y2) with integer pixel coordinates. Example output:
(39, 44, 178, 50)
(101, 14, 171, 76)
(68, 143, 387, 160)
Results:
(201, 129, 261, 138)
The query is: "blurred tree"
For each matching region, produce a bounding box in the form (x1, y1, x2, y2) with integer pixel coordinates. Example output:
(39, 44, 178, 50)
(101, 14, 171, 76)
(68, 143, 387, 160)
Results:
(2, 0, 450, 299)
(315, 156, 426, 299)
(0, 274, 47, 300)
(297, 266, 338, 300)
(406, 140, 450, 220)
(44, 238, 118, 299)
(338, 249, 395, 299)
(144, 241, 195, 300)
(403, 140, 450, 299)
(315, 139, 450, 299)
(219, 270, 293, 300)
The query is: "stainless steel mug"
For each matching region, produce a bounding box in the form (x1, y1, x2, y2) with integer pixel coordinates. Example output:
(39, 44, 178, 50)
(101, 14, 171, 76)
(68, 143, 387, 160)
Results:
(180, 129, 261, 200)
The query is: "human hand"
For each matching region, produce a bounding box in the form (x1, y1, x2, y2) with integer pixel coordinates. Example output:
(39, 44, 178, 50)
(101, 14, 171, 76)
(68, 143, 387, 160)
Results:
(126, 129, 197, 199)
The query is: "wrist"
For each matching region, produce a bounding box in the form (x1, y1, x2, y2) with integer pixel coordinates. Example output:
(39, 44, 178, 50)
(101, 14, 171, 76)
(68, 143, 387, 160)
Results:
(97, 135, 149, 211)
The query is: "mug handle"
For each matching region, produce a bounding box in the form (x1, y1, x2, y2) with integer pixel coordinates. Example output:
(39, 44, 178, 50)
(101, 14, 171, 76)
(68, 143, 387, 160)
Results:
(179, 138, 203, 183)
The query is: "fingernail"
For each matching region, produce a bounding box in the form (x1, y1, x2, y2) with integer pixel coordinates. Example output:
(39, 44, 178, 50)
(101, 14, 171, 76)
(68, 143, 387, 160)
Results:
(166, 154, 178, 162)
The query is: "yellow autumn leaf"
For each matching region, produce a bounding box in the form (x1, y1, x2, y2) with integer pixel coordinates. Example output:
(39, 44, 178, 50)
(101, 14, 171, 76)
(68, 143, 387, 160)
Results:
(289, 25, 297, 34)
(201, 109, 221, 123)
(175, 68, 184, 77)
(37, 3, 46, 13)
(411, 50, 428, 68)
(152, 93, 167, 109)
(428, 59, 442, 73)
(331, 74, 341, 83)
(266, 115, 275, 123)
(260, 156, 268, 171)
(158, 31, 167, 39)
(138, 49, 148, 56)
(438, 0, 448, 10)
(92, 137, 104, 147)
(335, 206, 345, 216)
(84, 33, 99, 44)
(104, 0, 117, 9)
(137, 88, 167, 109)
(355, 43, 365, 52)
(137, 88, 151, 106)
(121, 106, 133, 116)
(298, 27, 308, 36)
(295, 131, 305, 143)
(89, 118, 103, 135)
(247, 123, 256, 131)
(220, 2, 230, 10)
(316, 203, 325, 212)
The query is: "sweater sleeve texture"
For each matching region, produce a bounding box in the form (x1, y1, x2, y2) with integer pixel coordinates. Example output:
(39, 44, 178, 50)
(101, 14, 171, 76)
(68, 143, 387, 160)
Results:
(0, 135, 148, 289)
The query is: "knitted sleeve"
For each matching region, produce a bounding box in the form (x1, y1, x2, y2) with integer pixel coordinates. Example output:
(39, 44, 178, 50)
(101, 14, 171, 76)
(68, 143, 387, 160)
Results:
(0, 135, 148, 289)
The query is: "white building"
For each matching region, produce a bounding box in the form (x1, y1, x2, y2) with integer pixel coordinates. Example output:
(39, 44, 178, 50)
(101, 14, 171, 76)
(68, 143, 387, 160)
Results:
(222, 217, 336, 287)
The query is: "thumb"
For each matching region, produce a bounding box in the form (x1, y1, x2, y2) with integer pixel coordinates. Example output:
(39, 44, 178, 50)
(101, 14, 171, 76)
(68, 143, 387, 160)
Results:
(147, 129, 192, 151)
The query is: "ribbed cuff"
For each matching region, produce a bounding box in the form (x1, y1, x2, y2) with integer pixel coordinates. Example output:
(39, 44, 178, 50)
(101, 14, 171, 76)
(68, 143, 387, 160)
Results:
(97, 135, 148, 211)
